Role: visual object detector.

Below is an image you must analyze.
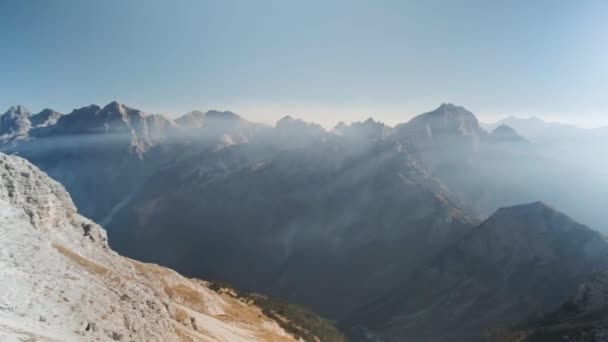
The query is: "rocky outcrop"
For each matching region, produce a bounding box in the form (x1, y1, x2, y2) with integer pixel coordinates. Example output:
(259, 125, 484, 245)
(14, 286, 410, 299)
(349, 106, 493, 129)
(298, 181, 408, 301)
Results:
(0, 152, 324, 342)
(0, 105, 32, 140)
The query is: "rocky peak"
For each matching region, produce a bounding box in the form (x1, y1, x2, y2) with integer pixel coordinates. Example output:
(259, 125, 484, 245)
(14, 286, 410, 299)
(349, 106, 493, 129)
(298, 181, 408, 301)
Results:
(352, 117, 391, 138)
(175, 110, 205, 128)
(204, 110, 242, 121)
(101, 100, 126, 113)
(330, 118, 390, 141)
(330, 121, 348, 134)
(408, 103, 482, 135)
(0, 105, 32, 137)
(175, 110, 244, 132)
(276, 115, 324, 132)
(462, 201, 608, 265)
(3, 105, 31, 117)
(276, 115, 296, 126)
(99, 101, 147, 122)
(274, 116, 325, 147)
(30, 108, 62, 128)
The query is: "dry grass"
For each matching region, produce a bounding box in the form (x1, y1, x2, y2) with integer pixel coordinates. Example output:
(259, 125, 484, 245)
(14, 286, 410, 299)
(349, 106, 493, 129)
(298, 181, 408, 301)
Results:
(173, 324, 195, 342)
(164, 284, 209, 312)
(132, 260, 173, 279)
(174, 307, 190, 325)
(52, 243, 111, 277)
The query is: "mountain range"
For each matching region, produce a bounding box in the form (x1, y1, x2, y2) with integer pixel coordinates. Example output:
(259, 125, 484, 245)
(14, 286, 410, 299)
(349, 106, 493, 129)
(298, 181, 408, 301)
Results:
(1, 101, 607, 341)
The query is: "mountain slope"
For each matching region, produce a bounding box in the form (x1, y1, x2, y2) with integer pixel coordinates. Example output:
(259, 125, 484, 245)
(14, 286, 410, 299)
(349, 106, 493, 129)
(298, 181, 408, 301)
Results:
(345, 202, 608, 341)
(107, 136, 476, 320)
(0, 152, 343, 342)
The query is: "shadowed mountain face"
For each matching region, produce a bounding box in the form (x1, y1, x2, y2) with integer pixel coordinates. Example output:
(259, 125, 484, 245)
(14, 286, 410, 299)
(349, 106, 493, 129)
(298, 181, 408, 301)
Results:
(345, 202, 608, 341)
(2, 101, 608, 341)
(108, 138, 475, 319)
(491, 271, 608, 341)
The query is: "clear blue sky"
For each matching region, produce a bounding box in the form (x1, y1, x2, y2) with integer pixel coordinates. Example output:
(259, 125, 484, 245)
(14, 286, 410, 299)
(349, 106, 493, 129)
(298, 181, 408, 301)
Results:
(1, 0, 607, 127)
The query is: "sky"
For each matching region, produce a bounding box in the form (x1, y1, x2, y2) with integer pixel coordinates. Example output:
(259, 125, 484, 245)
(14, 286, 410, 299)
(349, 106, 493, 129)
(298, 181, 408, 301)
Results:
(1, 0, 608, 128)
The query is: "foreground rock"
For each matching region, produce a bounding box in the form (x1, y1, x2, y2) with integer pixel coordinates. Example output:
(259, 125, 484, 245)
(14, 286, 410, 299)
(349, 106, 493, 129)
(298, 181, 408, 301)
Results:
(0, 153, 342, 342)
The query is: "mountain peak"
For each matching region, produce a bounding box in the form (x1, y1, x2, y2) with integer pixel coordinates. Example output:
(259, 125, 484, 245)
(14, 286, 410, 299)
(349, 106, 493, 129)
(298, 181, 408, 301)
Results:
(407, 103, 480, 127)
(205, 110, 242, 121)
(451, 200, 608, 297)
(490, 124, 528, 143)
(432, 103, 476, 117)
(437, 102, 460, 110)
(106, 100, 122, 107)
(1, 106, 33, 137)
(480, 201, 600, 243)
(396, 103, 483, 148)
(100, 100, 128, 114)
(276, 115, 318, 128)
(31, 108, 61, 128)
(175, 110, 205, 128)
(275, 115, 325, 139)
(3, 105, 31, 117)
(495, 200, 553, 214)
(276, 115, 295, 125)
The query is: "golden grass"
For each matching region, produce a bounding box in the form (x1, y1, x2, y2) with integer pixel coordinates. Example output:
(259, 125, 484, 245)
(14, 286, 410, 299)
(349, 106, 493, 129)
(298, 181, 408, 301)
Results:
(174, 307, 190, 325)
(173, 324, 195, 342)
(164, 284, 209, 312)
(52, 243, 111, 277)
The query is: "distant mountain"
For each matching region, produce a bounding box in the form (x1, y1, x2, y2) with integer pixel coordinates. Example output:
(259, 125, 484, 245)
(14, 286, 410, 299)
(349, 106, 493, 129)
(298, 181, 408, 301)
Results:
(175, 110, 206, 127)
(489, 124, 529, 143)
(0, 152, 345, 342)
(0, 105, 33, 140)
(30, 108, 62, 128)
(31, 101, 175, 155)
(390, 104, 541, 221)
(395, 103, 485, 154)
(346, 201, 608, 341)
(175, 109, 268, 149)
(0, 106, 64, 145)
(0, 102, 178, 221)
(331, 118, 392, 143)
(483, 116, 608, 143)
